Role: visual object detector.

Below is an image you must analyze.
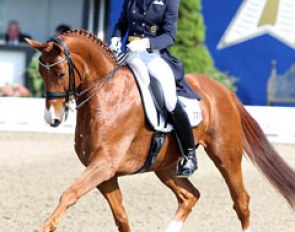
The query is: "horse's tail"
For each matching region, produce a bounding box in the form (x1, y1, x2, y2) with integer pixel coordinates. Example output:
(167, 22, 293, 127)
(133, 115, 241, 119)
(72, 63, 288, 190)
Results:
(234, 96, 295, 209)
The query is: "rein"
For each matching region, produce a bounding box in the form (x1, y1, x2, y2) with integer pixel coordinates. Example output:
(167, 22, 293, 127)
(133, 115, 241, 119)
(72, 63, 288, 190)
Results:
(39, 37, 130, 110)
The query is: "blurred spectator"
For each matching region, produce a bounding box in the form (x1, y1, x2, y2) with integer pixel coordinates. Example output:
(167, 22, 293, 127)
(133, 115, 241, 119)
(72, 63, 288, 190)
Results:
(5, 20, 31, 45)
(55, 24, 71, 35)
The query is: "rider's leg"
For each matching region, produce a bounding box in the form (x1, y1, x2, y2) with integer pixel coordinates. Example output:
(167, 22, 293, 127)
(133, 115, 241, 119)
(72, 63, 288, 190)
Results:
(141, 52, 177, 111)
(169, 101, 198, 177)
(146, 53, 198, 177)
(126, 53, 150, 86)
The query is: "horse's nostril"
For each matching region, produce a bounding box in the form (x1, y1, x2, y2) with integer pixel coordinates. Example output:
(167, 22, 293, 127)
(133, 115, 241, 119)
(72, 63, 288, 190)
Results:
(51, 119, 61, 127)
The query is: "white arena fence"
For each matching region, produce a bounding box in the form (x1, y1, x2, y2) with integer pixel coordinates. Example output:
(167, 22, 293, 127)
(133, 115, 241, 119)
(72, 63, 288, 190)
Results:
(0, 97, 75, 134)
(0, 97, 295, 144)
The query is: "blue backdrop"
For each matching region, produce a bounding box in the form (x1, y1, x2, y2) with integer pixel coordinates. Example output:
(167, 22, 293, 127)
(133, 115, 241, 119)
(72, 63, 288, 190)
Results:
(202, 0, 295, 105)
(109, 1, 124, 39)
(109, 0, 295, 105)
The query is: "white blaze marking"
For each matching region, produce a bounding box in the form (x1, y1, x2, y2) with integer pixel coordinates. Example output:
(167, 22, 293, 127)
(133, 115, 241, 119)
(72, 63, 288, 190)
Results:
(44, 106, 63, 125)
(165, 220, 183, 232)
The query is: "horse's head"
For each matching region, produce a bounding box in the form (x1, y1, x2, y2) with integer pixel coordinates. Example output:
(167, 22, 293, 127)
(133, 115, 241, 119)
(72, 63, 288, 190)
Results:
(27, 31, 118, 127)
(26, 37, 83, 127)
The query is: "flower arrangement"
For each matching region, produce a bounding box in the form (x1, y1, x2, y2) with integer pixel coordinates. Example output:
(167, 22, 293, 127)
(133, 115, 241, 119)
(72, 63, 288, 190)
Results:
(0, 83, 31, 97)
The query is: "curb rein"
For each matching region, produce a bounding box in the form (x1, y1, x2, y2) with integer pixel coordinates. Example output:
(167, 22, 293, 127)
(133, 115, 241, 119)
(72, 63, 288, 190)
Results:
(38, 37, 130, 110)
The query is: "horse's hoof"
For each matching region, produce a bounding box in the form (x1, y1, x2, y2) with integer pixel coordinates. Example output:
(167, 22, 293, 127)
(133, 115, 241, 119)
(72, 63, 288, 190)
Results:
(34, 223, 56, 232)
(34, 228, 44, 232)
(34, 228, 47, 232)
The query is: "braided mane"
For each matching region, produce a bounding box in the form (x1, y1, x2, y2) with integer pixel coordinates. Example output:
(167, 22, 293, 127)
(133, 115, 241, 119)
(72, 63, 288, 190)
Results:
(60, 29, 117, 62)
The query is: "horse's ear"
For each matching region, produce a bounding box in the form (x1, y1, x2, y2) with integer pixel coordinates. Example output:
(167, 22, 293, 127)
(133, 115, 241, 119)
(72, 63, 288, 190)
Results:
(25, 38, 54, 53)
(52, 42, 63, 54)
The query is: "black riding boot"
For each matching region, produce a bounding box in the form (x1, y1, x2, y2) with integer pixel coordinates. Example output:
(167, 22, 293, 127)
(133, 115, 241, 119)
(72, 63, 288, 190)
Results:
(170, 101, 198, 177)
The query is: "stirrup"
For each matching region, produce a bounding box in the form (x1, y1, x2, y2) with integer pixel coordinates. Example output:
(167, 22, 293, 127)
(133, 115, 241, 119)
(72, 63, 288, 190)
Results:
(176, 157, 197, 178)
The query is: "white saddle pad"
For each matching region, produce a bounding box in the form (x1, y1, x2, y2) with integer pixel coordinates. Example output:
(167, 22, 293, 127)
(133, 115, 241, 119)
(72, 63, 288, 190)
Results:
(132, 69, 203, 132)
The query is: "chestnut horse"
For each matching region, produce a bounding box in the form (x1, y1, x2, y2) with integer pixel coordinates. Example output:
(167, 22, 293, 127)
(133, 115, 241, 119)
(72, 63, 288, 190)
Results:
(26, 30, 295, 232)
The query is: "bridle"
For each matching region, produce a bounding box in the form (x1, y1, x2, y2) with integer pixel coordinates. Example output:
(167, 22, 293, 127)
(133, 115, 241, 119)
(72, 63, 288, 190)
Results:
(39, 37, 80, 101)
(39, 36, 130, 110)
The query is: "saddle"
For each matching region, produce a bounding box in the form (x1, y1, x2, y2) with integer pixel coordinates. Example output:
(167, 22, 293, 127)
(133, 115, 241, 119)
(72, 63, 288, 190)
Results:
(128, 66, 203, 173)
(129, 67, 203, 132)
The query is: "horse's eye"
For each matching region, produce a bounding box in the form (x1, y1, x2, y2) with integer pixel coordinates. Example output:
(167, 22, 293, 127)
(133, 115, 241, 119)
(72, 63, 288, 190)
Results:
(57, 72, 66, 78)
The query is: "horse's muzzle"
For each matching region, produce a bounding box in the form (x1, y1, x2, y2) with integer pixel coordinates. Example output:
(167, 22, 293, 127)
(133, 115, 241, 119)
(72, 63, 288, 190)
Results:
(50, 118, 62, 128)
(44, 105, 65, 127)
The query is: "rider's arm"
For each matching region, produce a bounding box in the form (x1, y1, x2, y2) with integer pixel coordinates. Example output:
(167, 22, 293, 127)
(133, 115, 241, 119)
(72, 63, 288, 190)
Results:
(148, 0, 179, 51)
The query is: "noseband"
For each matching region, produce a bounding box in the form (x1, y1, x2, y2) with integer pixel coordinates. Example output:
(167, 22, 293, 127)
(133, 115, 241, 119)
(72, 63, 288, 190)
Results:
(39, 37, 129, 109)
(39, 56, 67, 70)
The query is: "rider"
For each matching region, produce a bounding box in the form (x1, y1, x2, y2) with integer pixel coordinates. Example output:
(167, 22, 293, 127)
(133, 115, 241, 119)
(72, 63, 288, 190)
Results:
(110, 0, 197, 177)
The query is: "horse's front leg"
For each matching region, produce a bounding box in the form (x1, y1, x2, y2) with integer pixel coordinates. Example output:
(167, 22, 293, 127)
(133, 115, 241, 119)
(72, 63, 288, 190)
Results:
(98, 178, 131, 232)
(38, 159, 116, 232)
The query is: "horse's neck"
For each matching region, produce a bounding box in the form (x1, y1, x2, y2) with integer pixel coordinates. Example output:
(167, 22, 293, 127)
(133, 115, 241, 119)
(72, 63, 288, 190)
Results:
(76, 67, 142, 130)
(80, 47, 116, 85)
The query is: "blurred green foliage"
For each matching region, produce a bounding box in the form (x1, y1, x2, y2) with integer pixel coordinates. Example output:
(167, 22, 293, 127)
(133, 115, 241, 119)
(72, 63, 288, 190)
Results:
(25, 52, 44, 97)
(170, 0, 237, 91)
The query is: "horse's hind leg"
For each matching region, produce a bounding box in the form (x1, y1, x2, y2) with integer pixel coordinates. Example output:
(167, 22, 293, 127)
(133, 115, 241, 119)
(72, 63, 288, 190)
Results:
(206, 142, 251, 231)
(155, 169, 200, 232)
(98, 178, 131, 232)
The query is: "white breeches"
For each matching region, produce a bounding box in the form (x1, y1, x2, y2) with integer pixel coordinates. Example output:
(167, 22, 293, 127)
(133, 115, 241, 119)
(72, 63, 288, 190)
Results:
(127, 51, 177, 112)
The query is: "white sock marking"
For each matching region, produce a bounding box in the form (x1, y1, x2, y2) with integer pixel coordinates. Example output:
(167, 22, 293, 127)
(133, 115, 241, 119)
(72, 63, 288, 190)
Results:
(165, 220, 183, 232)
(243, 228, 251, 232)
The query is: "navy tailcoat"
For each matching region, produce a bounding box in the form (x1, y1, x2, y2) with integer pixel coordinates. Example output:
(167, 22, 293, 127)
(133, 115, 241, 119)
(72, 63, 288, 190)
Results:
(112, 0, 197, 98)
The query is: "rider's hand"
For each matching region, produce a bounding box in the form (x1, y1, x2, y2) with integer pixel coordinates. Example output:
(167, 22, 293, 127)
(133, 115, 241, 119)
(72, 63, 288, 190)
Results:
(109, 37, 122, 55)
(127, 38, 150, 52)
